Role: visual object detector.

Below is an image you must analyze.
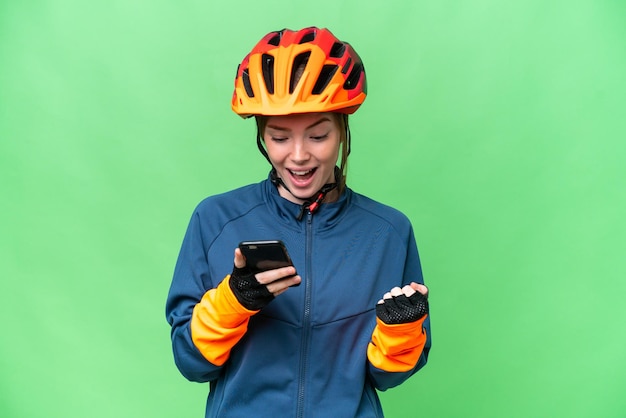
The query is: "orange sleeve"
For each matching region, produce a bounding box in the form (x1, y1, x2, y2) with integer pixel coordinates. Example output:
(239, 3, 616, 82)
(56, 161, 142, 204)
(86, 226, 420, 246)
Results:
(191, 275, 258, 366)
(367, 314, 428, 372)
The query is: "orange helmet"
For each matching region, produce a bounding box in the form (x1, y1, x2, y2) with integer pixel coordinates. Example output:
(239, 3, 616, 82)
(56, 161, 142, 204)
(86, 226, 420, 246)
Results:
(232, 27, 367, 118)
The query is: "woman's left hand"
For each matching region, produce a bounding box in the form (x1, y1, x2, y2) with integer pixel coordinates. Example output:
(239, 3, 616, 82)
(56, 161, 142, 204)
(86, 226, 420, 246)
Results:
(379, 282, 428, 303)
(376, 282, 429, 324)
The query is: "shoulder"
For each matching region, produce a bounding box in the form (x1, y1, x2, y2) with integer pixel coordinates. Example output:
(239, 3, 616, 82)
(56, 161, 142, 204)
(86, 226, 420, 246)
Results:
(348, 190, 413, 233)
(190, 181, 267, 229)
(196, 182, 263, 211)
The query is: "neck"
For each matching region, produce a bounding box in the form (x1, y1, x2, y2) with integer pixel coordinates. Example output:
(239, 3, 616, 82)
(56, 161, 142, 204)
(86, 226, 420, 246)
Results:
(277, 184, 340, 205)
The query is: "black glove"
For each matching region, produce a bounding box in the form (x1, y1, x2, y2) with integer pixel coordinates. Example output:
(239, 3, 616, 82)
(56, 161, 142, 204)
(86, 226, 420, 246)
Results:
(376, 291, 429, 325)
(228, 265, 274, 311)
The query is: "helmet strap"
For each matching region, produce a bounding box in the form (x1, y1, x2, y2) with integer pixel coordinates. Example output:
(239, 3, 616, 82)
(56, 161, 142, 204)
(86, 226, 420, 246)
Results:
(256, 127, 272, 164)
(270, 166, 342, 221)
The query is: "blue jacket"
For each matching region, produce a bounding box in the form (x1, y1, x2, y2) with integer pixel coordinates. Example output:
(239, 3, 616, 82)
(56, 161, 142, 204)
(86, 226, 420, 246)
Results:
(166, 177, 431, 417)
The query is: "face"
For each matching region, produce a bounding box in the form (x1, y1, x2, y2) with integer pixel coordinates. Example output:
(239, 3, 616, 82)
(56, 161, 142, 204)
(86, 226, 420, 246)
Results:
(263, 113, 341, 204)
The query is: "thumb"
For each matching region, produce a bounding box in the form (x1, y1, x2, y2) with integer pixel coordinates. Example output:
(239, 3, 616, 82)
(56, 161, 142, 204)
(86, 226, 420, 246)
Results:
(410, 282, 429, 297)
(234, 248, 246, 269)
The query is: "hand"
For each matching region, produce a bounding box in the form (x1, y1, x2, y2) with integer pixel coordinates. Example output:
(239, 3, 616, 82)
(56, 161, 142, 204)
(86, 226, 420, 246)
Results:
(375, 282, 429, 325)
(229, 248, 301, 310)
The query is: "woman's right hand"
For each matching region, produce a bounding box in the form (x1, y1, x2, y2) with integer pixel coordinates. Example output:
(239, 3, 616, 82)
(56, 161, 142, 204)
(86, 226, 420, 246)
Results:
(229, 248, 301, 310)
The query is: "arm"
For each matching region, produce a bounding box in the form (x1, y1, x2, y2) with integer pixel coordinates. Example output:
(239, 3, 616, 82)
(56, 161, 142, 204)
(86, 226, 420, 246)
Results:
(367, 283, 431, 390)
(367, 229, 432, 390)
(165, 211, 300, 382)
(165, 210, 230, 382)
(191, 250, 300, 368)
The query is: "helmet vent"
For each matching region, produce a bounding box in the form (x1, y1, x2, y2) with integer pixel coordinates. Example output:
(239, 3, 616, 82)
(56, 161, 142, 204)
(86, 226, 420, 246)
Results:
(298, 32, 315, 45)
(289, 51, 311, 93)
(312, 65, 338, 95)
(341, 57, 352, 74)
(330, 42, 346, 58)
(298, 31, 316, 44)
(242, 69, 255, 98)
(262, 54, 275, 94)
(343, 62, 363, 90)
(267, 30, 284, 46)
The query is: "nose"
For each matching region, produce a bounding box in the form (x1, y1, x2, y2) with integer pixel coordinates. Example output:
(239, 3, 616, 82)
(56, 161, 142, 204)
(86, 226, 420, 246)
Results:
(290, 138, 310, 163)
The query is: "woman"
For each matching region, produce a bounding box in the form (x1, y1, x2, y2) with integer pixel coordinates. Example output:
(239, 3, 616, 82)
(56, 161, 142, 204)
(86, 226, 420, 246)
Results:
(166, 26, 431, 417)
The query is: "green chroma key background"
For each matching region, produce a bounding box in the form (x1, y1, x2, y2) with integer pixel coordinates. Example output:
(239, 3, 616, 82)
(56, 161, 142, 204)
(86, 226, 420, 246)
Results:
(1, 1, 625, 417)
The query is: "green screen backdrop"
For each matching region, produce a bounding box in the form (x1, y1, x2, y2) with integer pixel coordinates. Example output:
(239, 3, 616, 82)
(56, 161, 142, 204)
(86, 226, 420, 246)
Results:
(1, 1, 625, 417)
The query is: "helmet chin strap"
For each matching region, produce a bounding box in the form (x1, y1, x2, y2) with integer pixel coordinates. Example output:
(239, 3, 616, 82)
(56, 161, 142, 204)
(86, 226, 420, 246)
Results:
(270, 166, 342, 221)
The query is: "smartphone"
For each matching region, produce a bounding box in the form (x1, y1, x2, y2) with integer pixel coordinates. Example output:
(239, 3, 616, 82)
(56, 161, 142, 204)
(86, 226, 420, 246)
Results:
(238, 240, 295, 276)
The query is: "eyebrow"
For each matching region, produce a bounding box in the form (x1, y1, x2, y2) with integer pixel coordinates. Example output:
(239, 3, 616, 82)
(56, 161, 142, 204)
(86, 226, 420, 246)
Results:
(266, 116, 331, 132)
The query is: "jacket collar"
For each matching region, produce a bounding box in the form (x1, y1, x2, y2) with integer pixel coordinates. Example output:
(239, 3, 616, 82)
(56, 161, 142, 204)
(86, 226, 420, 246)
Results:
(262, 173, 351, 231)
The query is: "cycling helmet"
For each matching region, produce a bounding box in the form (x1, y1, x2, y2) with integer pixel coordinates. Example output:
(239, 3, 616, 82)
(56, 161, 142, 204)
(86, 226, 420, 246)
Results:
(232, 27, 367, 117)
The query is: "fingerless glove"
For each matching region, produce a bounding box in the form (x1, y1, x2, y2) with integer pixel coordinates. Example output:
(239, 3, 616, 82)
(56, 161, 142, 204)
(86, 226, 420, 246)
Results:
(376, 291, 429, 324)
(228, 265, 274, 311)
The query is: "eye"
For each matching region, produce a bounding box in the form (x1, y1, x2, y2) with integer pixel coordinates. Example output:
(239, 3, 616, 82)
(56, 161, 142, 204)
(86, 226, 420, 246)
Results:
(310, 133, 329, 141)
(270, 136, 288, 143)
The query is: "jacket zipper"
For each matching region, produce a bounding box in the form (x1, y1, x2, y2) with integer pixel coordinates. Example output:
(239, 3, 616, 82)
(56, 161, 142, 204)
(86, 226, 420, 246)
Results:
(296, 210, 314, 418)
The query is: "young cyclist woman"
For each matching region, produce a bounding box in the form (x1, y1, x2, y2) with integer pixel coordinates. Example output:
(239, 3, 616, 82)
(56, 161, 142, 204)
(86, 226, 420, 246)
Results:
(166, 26, 431, 417)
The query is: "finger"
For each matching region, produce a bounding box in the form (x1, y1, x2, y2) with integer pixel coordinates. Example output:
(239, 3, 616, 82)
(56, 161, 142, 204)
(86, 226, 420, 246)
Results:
(377, 299, 384, 304)
(234, 248, 246, 269)
(402, 284, 416, 297)
(267, 275, 302, 295)
(410, 282, 428, 296)
(415, 283, 429, 296)
(255, 266, 298, 285)
(382, 292, 393, 300)
(274, 288, 288, 297)
(389, 287, 403, 297)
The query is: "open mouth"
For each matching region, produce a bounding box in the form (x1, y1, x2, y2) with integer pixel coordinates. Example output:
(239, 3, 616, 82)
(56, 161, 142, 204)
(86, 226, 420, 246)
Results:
(288, 167, 317, 181)
(287, 167, 317, 187)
